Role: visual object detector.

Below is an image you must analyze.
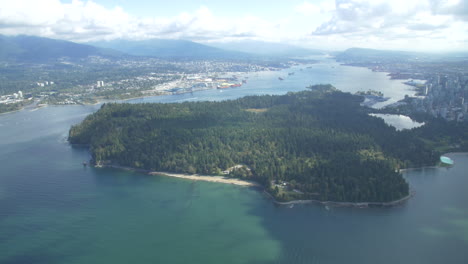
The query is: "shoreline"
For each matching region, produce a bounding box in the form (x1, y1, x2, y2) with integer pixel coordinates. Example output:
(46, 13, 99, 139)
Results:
(0, 108, 23, 115)
(149, 171, 260, 187)
(96, 164, 414, 208)
(0, 100, 37, 115)
(98, 164, 260, 187)
(399, 152, 464, 173)
(262, 188, 414, 208)
(0, 64, 315, 116)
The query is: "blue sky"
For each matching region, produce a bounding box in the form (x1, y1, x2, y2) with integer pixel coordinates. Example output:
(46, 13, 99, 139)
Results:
(1, 0, 467, 51)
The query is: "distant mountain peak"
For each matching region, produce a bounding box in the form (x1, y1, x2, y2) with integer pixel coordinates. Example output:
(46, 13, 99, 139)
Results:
(205, 40, 324, 57)
(86, 38, 251, 60)
(0, 34, 120, 63)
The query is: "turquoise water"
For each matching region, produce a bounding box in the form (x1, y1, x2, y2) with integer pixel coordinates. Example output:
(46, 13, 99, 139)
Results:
(1, 62, 467, 263)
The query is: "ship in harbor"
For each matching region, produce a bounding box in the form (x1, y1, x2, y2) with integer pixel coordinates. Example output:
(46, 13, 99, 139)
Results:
(217, 83, 242, 89)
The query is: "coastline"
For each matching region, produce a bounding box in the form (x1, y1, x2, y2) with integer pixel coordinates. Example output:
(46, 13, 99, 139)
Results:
(0, 65, 306, 116)
(0, 108, 22, 115)
(399, 152, 465, 173)
(98, 164, 259, 187)
(149, 171, 260, 187)
(262, 188, 414, 208)
(97, 164, 413, 208)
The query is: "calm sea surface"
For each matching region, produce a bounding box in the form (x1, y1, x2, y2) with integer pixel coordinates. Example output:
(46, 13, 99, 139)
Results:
(1, 60, 467, 264)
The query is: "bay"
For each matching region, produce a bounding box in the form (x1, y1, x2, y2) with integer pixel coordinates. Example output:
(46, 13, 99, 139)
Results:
(128, 59, 414, 108)
(1, 60, 467, 264)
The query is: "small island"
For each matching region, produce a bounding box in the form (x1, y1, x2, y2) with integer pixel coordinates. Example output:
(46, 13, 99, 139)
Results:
(69, 84, 467, 205)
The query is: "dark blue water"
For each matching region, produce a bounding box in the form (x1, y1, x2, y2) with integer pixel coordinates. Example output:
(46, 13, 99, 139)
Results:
(1, 62, 467, 264)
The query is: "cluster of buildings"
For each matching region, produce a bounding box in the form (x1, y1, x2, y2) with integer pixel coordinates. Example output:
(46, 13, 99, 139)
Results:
(96, 81, 105, 87)
(340, 56, 468, 123)
(0, 91, 24, 104)
(36, 81, 54, 87)
(400, 74, 468, 122)
(3, 56, 305, 106)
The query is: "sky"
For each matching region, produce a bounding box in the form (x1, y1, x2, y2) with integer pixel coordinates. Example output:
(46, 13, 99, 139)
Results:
(0, 0, 467, 51)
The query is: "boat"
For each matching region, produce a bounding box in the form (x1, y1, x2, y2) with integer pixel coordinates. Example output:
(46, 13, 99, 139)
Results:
(278, 77, 284, 81)
(217, 82, 232, 89)
(288, 72, 295, 76)
(440, 156, 454, 165)
(217, 83, 242, 89)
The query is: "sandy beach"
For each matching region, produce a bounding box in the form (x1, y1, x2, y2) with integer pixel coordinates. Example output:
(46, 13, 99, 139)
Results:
(149, 171, 260, 187)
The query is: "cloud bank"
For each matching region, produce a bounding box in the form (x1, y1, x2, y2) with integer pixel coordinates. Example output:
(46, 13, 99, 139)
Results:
(303, 0, 468, 51)
(0, 0, 275, 42)
(0, 0, 466, 51)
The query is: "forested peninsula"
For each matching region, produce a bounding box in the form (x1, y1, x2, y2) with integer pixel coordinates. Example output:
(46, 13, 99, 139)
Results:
(68, 85, 467, 203)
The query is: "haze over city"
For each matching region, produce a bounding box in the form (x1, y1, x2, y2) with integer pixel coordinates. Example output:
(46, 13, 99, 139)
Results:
(1, 0, 467, 52)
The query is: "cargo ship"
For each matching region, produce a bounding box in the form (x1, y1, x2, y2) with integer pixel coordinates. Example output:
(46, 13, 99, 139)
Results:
(217, 83, 242, 89)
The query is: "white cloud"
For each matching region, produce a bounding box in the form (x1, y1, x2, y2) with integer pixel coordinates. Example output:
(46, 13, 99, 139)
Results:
(305, 0, 467, 51)
(0, 0, 281, 42)
(294, 1, 336, 15)
(311, 0, 460, 35)
(0, 0, 466, 51)
(430, 0, 468, 21)
(295, 2, 322, 15)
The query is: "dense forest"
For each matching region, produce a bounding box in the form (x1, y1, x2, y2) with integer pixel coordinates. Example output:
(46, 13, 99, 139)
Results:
(69, 85, 463, 203)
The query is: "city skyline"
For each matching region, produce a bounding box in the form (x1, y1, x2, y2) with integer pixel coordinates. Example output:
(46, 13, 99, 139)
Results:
(0, 0, 467, 52)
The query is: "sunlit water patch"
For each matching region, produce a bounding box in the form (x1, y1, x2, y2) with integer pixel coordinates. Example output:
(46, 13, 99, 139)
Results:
(370, 113, 425, 130)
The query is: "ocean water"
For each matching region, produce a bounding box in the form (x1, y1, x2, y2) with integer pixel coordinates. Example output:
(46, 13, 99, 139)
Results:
(129, 58, 415, 107)
(370, 114, 424, 130)
(1, 61, 467, 264)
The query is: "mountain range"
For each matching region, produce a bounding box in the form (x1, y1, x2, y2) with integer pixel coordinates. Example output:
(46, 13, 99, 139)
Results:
(206, 40, 324, 57)
(0, 35, 121, 63)
(0, 35, 325, 63)
(87, 39, 253, 60)
(336, 47, 468, 63)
